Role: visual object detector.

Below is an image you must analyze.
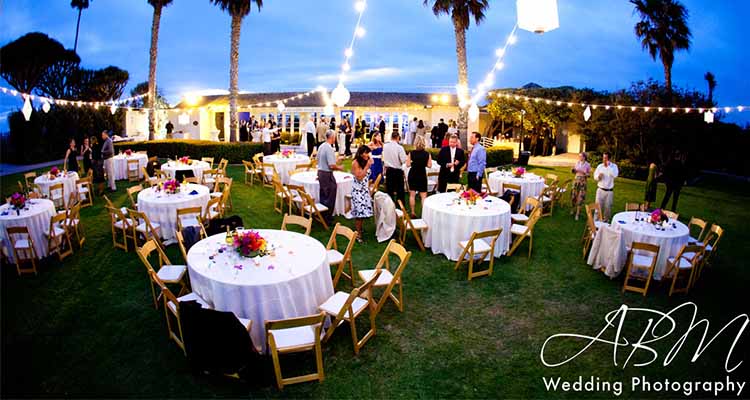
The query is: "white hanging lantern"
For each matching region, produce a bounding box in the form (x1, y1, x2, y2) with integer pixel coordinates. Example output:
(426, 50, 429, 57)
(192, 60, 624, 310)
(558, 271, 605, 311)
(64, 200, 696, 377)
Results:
(21, 95, 33, 121)
(583, 105, 592, 122)
(517, 0, 559, 34)
(468, 103, 480, 122)
(324, 103, 335, 116)
(178, 112, 190, 125)
(704, 110, 714, 124)
(110, 105, 118, 115)
(42, 100, 51, 113)
(277, 101, 286, 112)
(331, 83, 351, 107)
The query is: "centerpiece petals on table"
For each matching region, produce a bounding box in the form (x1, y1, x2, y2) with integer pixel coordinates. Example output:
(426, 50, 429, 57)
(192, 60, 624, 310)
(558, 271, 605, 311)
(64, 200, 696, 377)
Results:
(513, 167, 526, 178)
(162, 179, 180, 195)
(459, 189, 485, 206)
(232, 229, 270, 258)
(124, 149, 132, 156)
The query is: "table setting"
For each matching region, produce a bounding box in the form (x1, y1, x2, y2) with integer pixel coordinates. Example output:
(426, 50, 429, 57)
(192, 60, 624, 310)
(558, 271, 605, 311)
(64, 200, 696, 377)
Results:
(137, 181, 210, 241)
(263, 151, 311, 184)
(33, 167, 79, 206)
(161, 157, 211, 181)
(488, 167, 545, 209)
(289, 171, 354, 217)
(0, 195, 56, 261)
(113, 149, 148, 180)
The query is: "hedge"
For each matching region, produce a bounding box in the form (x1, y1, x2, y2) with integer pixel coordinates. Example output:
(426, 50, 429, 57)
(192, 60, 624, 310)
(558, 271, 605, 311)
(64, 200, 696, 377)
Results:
(587, 153, 649, 181)
(402, 145, 514, 168)
(114, 140, 263, 164)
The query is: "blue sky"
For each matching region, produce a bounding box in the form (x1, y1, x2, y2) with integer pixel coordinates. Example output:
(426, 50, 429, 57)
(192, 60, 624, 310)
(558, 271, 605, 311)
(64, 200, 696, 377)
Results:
(1, 0, 748, 125)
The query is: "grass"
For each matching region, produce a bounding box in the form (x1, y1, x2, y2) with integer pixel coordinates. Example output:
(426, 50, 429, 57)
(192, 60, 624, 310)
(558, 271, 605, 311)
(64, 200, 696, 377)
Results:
(1, 162, 749, 398)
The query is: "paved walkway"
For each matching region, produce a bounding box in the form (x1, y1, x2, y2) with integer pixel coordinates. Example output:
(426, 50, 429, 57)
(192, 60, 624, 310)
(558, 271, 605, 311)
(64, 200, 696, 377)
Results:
(528, 153, 578, 168)
(0, 159, 64, 177)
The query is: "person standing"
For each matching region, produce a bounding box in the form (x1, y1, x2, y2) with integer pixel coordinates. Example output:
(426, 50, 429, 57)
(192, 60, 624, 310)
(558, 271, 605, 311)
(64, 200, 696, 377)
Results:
(644, 163, 658, 209)
(407, 117, 417, 145)
(406, 135, 432, 218)
(430, 123, 440, 148)
(81, 137, 92, 176)
(165, 120, 174, 138)
(570, 152, 592, 220)
(368, 132, 384, 182)
(416, 120, 426, 143)
(90, 136, 104, 195)
(466, 132, 486, 192)
(341, 118, 353, 157)
(593, 152, 618, 222)
(64, 138, 79, 174)
(101, 130, 116, 192)
(350, 145, 374, 242)
(262, 121, 274, 156)
(378, 116, 386, 136)
(437, 119, 449, 147)
(317, 131, 341, 225)
(660, 151, 686, 211)
(316, 116, 328, 146)
(304, 117, 317, 156)
(382, 132, 407, 206)
(436, 135, 465, 192)
(271, 124, 282, 153)
(239, 120, 249, 142)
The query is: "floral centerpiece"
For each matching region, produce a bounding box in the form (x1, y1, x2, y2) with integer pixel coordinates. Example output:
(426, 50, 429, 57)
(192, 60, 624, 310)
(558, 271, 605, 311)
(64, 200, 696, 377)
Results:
(49, 166, 60, 177)
(513, 167, 525, 177)
(124, 149, 132, 156)
(459, 189, 484, 206)
(178, 156, 191, 165)
(650, 209, 669, 225)
(279, 149, 294, 158)
(9, 192, 26, 214)
(232, 230, 269, 258)
(163, 179, 180, 195)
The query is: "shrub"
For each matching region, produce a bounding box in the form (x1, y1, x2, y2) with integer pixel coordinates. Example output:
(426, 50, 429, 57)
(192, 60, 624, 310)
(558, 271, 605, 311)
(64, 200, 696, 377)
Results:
(402, 145, 513, 168)
(114, 140, 263, 164)
(587, 153, 649, 181)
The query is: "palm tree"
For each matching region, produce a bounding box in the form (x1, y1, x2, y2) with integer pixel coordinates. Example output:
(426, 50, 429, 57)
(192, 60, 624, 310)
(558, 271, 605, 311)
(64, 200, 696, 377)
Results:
(70, 0, 91, 52)
(210, 0, 263, 142)
(704, 71, 716, 106)
(631, 0, 691, 99)
(424, 0, 489, 144)
(147, 0, 174, 141)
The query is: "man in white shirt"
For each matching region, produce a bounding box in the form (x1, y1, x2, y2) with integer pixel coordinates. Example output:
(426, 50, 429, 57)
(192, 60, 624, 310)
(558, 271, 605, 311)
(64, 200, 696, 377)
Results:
(593, 152, 619, 222)
(304, 117, 316, 156)
(407, 117, 417, 145)
(382, 132, 407, 205)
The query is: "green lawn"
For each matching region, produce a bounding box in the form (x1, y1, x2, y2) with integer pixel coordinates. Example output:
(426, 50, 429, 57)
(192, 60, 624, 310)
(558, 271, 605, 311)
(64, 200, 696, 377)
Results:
(1, 163, 748, 398)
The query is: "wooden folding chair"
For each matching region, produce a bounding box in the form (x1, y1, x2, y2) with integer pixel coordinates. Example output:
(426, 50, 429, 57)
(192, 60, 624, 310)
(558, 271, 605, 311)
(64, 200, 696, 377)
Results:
(624, 202, 644, 212)
(63, 201, 85, 247)
(202, 197, 222, 224)
(45, 212, 73, 261)
(511, 196, 539, 225)
(687, 217, 707, 245)
(446, 183, 463, 193)
(482, 168, 498, 195)
(128, 209, 163, 249)
(143, 167, 159, 187)
(581, 203, 605, 247)
(369, 173, 383, 198)
(699, 224, 723, 267)
(621, 242, 660, 296)
(582, 204, 601, 259)
(507, 208, 542, 259)
(201, 157, 215, 169)
(544, 173, 559, 187)
(260, 162, 276, 188)
(48, 182, 66, 210)
(325, 223, 357, 287)
(105, 205, 135, 251)
(426, 171, 438, 194)
(319, 269, 382, 355)
(76, 176, 94, 207)
(396, 200, 428, 251)
(357, 240, 412, 314)
(217, 158, 229, 175)
(6, 226, 38, 276)
(126, 184, 143, 209)
(538, 184, 557, 217)
(664, 244, 704, 296)
(286, 184, 306, 216)
(202, 168, 219, 188)
(454, 228, 502, 280)
(663, 210, 679, 221)
(183, 177, 201, 184)
(266, 312, 326, 390)
(176, 207, 207, 239)
(272, 176, 290, 215)
(127, 159, 140, 182)
(298, 191, 329, 230)
(24, 172, 36, 190)
(135, 240, 188, 309)
(556, 178, 572, 208)
(242, 160, 259, 185)
(281, 213, 312, 236)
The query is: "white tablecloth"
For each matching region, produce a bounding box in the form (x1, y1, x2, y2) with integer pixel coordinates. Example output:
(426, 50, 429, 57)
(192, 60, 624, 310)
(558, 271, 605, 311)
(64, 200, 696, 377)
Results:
(0, 199, 56, 261)
(488, 171, 545, 209)
(34, 172, 79, 206)
(161, 160, 210, 180)
(187, 230, 334, 353)
(113, 153, 148, 180)
(137, 183, 210, 240)
(289, 171, 354, 217)
(263, 154, 310, 184)
(422, 193, 512, 261)
(587, 211, 690, 280)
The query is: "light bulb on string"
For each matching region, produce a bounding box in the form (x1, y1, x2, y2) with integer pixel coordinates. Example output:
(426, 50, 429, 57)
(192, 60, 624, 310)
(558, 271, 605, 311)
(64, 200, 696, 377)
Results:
(344, 48, 353, 58)
(468, 103, 480, 122)
(42, 100, 51, 113)
(355, 1, 366, 12)
(356, 27, 366, 37)
(110, 105, 117, 115)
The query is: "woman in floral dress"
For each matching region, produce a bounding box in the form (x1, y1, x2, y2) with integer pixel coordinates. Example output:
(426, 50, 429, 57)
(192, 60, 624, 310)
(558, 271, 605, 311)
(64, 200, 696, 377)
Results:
(351, 146, 374, 242)
(570, 152, 591, 220)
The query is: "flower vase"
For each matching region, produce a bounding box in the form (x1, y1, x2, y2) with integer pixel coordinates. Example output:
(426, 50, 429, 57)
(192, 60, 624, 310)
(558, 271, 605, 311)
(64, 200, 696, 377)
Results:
(15, 209, 20, 216)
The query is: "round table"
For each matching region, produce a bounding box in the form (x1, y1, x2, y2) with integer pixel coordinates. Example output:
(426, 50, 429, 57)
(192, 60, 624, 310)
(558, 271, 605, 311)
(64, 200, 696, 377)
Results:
(34, 172, 79, 206)
(113, 153, 148, 180)
(187, 230, 334, 353)
(488, 171, 545, 209)
(161, 160, 211, 181)
(289, 171, 354, 217)
(263, 154, 310, 184)
(137, 183, 210, 241)
(421, 192, 512, 261)
(0, 199, 56, 262)
(611, 211, 690, 280)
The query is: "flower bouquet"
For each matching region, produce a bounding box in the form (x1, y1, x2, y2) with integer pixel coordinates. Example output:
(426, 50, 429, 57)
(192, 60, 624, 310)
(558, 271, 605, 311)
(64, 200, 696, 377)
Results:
(650, 209, 669, 226)
(280, 149, 294, 158)
(178, 156, 191, 165)
(232, 230, 269, 258)
(124, 149, 133, 156)
(49, 166, 60, 178)
(459, 189, 484, 206)
(513, 167, 525, 178)
(9, 192, 26, 215)
(163, 179, 180, 195)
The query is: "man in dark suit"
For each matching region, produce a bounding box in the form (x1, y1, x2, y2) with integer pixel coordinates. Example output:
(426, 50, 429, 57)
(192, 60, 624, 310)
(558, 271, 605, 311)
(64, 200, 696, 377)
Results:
(437, 119, 449, 146)
(436, 134, 465, 192)
(378, 116, 386, 135)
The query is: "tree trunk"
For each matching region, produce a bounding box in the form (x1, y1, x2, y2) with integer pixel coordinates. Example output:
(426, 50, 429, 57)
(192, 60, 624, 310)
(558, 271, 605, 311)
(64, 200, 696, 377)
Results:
(452, 15, 469, 148)
(148, 4, 162, 141)
(228, 14, 242, 143)
(74, 8, 82, 52)
(663, 61, 673, 103)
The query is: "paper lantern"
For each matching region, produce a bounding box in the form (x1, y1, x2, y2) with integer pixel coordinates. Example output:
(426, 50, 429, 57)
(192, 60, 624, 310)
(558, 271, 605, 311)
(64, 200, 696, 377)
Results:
(21, 95, 32, 121)
(324, 104, 335, 116)
(42, 100, 51, 113)
(468, 103, 480, 122)
(277, 101, 286, 112)
(583, 106, 592, 122)
(704, 111, 714, 124)
(110, 105, 118, 115)
(517, 0, 559, 34)
(331, 83, 351, 107)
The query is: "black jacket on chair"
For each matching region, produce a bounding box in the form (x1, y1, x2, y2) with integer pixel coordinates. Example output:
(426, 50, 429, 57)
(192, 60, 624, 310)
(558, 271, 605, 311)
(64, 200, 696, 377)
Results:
(436, 146, 465, 192)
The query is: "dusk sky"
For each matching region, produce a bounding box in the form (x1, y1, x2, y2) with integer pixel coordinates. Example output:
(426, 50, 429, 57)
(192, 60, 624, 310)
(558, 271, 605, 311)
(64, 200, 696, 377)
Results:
(1, 0, 748, 124)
